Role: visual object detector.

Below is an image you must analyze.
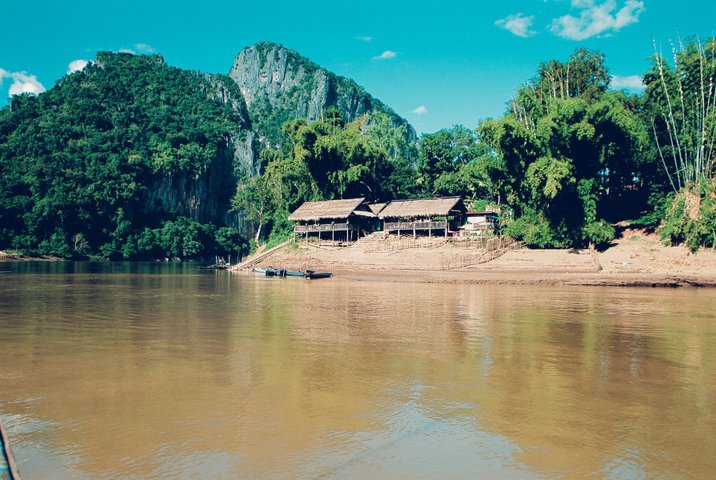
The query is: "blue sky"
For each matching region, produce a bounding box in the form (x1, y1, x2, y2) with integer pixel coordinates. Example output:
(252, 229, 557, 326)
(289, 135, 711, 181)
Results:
(1, 0, 714, 134)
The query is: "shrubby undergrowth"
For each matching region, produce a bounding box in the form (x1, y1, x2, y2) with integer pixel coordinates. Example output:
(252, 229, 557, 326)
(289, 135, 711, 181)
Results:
(660, 181, 716, 251)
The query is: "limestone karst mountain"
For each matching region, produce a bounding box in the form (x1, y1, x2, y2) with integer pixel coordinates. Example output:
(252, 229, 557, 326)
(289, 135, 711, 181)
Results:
(229, 42, 416, 148)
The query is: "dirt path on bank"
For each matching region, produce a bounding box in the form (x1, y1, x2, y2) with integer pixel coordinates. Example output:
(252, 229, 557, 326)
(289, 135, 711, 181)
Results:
(235, 228, 716, 287)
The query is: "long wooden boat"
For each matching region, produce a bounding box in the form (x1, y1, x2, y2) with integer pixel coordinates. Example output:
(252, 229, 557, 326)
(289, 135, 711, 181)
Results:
(253, 268, 328, 279)
(304, 270, 332, 280)
(253, 267, 288, 277)
(0, 418, 21, 480)
(197, 264, 228, 270)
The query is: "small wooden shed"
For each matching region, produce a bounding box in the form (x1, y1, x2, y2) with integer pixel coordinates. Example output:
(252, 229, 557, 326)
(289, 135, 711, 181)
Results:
(378, 196, 467, 238)
(288, 198, 375, 243)
(461, 211, 499, 236)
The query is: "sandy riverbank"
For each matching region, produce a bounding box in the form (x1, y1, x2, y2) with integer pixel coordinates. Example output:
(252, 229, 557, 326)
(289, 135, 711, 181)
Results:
(236, 228, 716, 287)
(0, 250, 63, 262)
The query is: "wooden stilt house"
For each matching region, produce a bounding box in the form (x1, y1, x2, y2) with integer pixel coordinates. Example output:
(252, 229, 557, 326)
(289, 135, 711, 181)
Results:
(288, 198, 375, 243)
(378, 196, 467, 238)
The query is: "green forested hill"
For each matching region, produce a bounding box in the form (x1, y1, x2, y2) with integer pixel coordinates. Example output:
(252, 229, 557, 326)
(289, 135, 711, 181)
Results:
(0, 52, 252, 259)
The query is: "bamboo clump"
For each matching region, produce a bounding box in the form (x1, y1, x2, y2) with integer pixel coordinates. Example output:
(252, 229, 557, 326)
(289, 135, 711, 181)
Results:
(653, 37, 716, 191)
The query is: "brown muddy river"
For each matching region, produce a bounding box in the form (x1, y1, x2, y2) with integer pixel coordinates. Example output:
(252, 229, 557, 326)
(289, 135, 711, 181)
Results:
(0, 262, 715, 479)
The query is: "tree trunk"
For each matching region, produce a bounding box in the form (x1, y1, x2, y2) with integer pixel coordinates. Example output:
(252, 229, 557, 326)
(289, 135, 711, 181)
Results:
(255, 222, 263, 245)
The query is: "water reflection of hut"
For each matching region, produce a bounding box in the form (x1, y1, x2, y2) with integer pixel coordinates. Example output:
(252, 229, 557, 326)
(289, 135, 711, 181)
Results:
(378, 196, 467, 238)
(288, 198, 375, 243)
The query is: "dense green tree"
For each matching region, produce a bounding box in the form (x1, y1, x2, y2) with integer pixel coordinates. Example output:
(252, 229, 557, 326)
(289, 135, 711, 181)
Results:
(280, 114, 392, 201)
(231, 175, 277, 244)
(480, 49, 645, 248)
(364, 111, 420, 198)
(416, 125, 502, 201)
(533, 49, 610, 102)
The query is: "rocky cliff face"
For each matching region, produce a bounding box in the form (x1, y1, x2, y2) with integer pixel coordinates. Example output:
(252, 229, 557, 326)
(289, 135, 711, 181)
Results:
(228, 42, 416, 147)
(141, 72, 258, 225)
(203, 73, 259, 176)
(143, 141, 237, 225)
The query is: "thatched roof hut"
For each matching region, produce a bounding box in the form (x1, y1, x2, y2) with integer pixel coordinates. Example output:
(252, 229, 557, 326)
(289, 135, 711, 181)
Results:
(378, 196, 466, 219)
(289, 198, 376, 242)
(288, 198, 371, 222)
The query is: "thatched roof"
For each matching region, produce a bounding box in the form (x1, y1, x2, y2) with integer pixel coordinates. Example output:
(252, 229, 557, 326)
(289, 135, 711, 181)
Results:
(288, 198, 369, 221)
(368, 203, 387, 215)
(378, 197, 465, 219)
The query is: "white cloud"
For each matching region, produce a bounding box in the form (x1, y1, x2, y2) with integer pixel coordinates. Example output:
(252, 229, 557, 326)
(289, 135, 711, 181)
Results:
(550, 0, 645, 40)
(0, 68, 46, 97)
(372, 50, 397, 61)
(495, 13, 536, 38)
(67, 59, 89, 74)
(409, 105, 428, 115)
(611, 74, 644, 90)
(117, 44, 156, 55)
(355, 35, 373, 42)
(135, 43, 156, 54)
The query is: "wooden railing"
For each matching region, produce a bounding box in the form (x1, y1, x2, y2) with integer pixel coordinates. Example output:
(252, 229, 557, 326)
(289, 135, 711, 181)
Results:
(384, 220, 448, 231)
(294, 222, 356, 233)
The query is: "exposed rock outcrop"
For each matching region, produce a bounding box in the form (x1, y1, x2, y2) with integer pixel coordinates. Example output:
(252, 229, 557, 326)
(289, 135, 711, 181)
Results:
(140, 73, 257, 225)
(229, 42, 416, 147)
(203, 73, 259, 176)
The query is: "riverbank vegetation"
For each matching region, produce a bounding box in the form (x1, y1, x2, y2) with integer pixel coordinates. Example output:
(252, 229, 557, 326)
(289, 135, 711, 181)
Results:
(1, 37, 714, 258)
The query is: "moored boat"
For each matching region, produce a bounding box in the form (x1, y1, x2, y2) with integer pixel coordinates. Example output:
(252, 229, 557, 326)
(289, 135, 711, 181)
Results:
(1, 418, 21, 480)
(199, 256, 230, 270)
(304, 270, 332, 279)
(198, 264, 228, 270)
(254, 267, 289, 277)
(253, 267, 330, 279)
